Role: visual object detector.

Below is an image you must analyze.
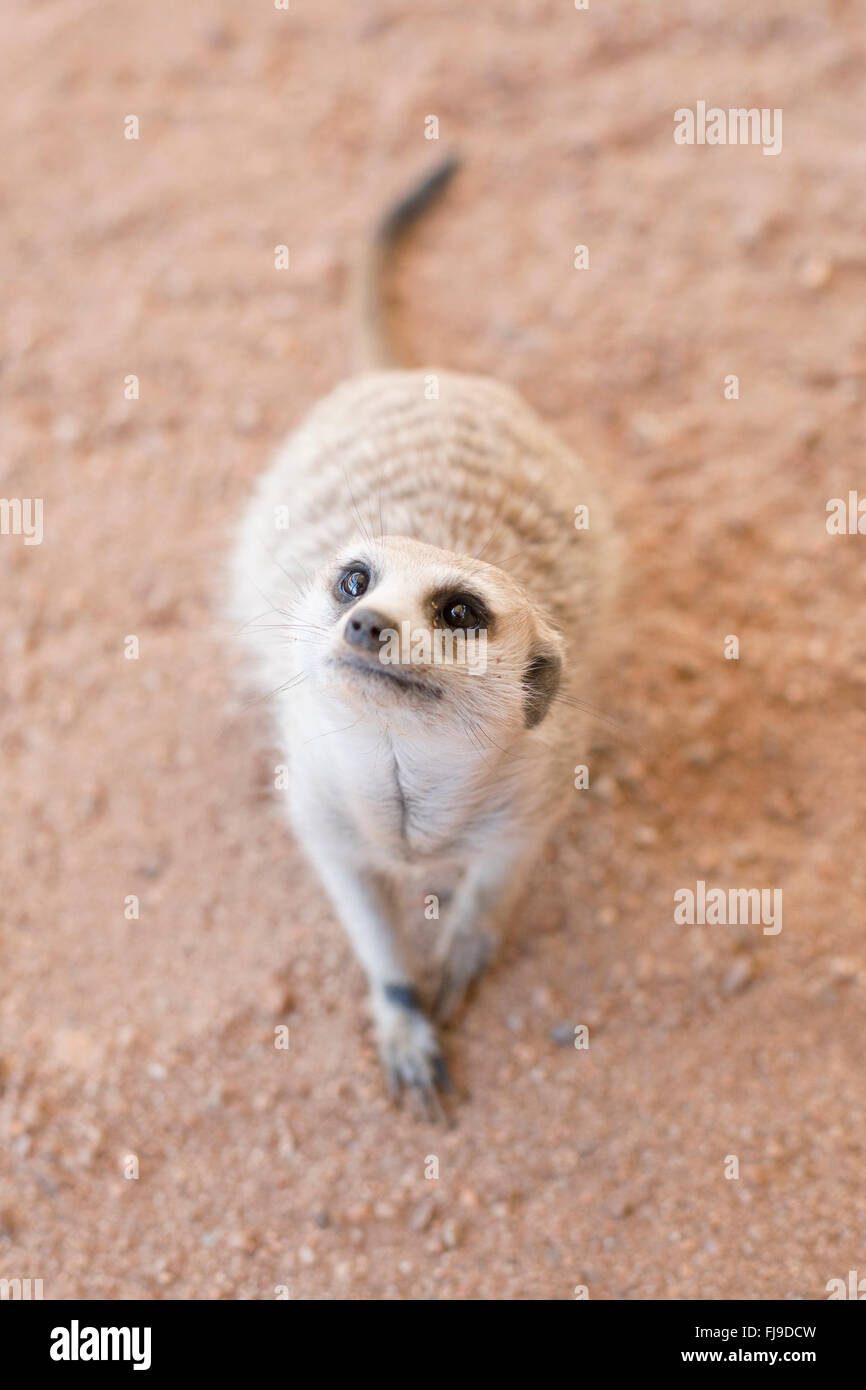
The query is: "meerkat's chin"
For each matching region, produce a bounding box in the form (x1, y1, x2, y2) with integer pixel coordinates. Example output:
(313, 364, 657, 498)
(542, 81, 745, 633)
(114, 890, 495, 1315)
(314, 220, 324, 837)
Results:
(328, 652, 443, 701)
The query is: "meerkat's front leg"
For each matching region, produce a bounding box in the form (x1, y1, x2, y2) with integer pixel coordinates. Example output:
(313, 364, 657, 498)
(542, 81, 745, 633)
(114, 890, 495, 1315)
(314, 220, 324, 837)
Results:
(291, 807, 449, 1108)
(434, 834, 537, 1021)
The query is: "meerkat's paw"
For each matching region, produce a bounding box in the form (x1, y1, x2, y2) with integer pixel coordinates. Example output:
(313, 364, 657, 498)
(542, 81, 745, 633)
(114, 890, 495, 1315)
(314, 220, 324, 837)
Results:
(434, 927, 496, 1022)
(373, 986, 451, 1118)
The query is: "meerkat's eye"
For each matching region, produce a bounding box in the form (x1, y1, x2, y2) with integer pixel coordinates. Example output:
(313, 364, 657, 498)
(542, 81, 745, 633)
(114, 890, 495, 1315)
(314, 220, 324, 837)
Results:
(440, 594, 484, 630)
(337, 566, 370, 601)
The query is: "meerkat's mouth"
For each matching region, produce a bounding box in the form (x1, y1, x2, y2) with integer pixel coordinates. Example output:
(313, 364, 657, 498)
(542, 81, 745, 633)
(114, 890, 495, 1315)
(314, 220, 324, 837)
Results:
(333, 653, 442, 699)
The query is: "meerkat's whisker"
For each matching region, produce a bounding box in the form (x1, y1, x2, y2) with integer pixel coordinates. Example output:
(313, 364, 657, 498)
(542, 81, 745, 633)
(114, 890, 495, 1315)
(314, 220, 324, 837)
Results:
(552, 691, 643, 745)
(243, 672, 311, 707)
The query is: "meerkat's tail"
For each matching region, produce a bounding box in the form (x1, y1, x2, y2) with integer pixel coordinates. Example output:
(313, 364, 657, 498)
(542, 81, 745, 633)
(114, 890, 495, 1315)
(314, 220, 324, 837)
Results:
(353, 153, 461, 371)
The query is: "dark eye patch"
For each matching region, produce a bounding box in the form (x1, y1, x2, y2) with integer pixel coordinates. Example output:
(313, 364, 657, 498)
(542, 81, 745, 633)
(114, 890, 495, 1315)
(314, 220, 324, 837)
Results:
(429, 587, 491, 632)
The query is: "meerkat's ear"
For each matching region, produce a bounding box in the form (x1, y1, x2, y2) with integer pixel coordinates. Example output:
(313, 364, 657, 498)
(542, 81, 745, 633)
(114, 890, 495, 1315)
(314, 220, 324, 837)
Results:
(522, 628, 563, 729)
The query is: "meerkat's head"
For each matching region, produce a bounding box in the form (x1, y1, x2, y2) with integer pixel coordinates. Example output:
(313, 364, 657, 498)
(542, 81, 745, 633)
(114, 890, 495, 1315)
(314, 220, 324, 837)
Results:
(295, 535, 563, 735)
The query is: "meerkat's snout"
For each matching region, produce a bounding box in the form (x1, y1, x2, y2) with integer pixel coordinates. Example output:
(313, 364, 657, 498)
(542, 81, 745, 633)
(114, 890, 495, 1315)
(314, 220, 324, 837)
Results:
(344, 607, 392, 654)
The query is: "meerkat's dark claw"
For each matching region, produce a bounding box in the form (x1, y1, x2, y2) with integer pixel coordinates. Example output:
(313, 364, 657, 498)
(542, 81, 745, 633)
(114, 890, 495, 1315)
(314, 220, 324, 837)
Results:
(415, 1075, 446, 1125)
(432, 1054, 453, 1092)
(386, 1058, 449, 1123)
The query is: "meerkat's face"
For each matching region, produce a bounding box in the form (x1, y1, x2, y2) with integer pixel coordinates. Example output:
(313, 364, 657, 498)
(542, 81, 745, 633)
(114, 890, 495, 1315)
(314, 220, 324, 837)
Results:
(295, 535, 563, 733)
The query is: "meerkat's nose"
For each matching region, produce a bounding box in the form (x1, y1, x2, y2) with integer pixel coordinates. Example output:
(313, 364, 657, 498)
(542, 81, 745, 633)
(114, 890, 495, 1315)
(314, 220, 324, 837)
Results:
(344, 607, 393, 654)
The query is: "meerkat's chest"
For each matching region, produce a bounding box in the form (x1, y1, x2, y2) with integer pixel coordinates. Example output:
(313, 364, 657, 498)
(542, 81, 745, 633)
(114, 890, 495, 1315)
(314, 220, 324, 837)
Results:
(290, 714, 508, 867)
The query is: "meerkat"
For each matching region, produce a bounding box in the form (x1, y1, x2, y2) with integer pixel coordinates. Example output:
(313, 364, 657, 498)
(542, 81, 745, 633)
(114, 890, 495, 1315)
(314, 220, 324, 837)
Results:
(231, 157, 615, 1111)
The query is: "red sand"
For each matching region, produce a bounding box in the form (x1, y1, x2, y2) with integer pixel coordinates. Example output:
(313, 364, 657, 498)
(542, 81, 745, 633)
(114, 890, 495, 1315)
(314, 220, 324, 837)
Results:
(1, 0, 865, 1299)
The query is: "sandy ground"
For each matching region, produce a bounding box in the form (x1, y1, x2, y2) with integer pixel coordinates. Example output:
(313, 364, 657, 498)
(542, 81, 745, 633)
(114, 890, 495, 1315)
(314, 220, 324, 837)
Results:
(1, 0, 865, 1301)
